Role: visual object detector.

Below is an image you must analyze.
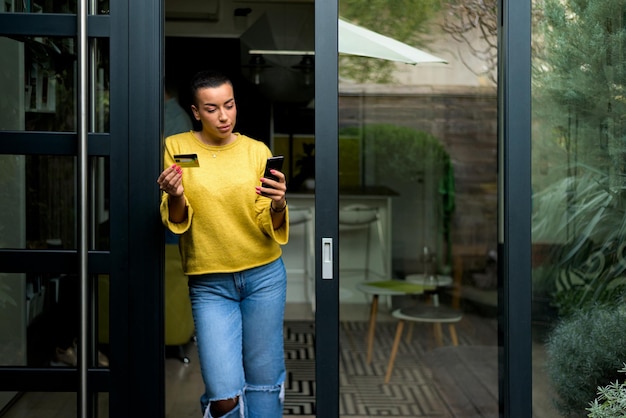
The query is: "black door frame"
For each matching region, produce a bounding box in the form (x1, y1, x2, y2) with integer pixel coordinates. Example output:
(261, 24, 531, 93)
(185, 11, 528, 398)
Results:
(0, 1, 165, 416)
(499, 0, 532, 416)
(314, 1, 340, 416)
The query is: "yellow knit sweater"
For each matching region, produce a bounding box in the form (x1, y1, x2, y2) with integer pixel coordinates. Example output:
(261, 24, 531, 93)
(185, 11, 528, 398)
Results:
(160, 131, 289, 275)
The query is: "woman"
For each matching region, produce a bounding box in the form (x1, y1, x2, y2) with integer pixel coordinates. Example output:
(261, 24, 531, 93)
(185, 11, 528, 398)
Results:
(156, 70, 289, 418)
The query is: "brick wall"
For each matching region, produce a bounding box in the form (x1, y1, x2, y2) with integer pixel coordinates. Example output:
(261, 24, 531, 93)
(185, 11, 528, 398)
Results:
(339, 85, 498, 271)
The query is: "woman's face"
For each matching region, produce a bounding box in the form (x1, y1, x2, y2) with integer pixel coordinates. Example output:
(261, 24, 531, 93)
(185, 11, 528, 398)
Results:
(191, 83, 237, 143)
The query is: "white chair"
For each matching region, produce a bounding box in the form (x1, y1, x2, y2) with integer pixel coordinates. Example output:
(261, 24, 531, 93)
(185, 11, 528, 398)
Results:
(288, 206, 315, 312)
(339, 204, 387, 281)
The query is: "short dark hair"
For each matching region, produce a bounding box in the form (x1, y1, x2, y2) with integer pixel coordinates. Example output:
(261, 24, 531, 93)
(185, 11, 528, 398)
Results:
(190, 70, 232, 103)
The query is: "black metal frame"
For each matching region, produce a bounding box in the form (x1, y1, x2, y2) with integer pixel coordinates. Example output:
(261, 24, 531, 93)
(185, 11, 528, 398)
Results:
(499, 0, 532, 416)
(0, 0, 165, 416)
(315, 1, 340, 417)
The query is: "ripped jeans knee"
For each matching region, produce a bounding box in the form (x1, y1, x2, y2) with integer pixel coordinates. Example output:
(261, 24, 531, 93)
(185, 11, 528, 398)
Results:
(244, 381, 284, 418)
(202, 394, 243, 418)
(201, 382, 284, 418)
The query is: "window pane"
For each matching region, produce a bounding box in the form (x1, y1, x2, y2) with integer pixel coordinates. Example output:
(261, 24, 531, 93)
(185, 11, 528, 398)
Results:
(0, 1, 109, 14)
(531, 1, 626, 416)
(0, 155, 110, 250)
(0, 155, 76, 249)
(0, 392, 109, 417)
(0, 272, 109, 369)
(338, 1, 499, 416)
(0, 36, 110, 133)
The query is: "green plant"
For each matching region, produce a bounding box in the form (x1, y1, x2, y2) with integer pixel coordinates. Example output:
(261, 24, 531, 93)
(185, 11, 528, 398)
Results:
(587, 364, 626, 417)
(338, 123, 455, 270)
(532, 169, 626, 318)
(547, 305, 626, 417)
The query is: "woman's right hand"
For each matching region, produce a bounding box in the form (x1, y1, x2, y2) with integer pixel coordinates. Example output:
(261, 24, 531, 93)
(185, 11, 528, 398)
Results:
(156, 164, 184, 198)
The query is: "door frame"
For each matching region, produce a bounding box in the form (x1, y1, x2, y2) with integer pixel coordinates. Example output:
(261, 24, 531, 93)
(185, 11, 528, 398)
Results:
(499, 0, 533, 416)
(314, 1, 340, 416)
(0, 1, 165, 416)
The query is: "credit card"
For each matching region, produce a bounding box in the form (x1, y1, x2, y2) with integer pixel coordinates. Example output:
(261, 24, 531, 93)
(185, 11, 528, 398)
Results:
(173, 153, 199, 167)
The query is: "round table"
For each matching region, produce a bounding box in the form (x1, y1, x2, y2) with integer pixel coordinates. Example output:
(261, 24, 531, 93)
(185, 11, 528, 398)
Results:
(405, 273, 453, 287)
(405, 274, 453, 307)
(356, 280, 428, 364)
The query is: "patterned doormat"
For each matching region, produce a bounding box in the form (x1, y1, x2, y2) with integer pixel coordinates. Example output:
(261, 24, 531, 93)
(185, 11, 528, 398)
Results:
(283, 318, 498, 417)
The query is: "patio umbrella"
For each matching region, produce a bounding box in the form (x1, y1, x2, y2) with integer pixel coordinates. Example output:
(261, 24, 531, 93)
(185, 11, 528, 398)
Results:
(241, 12, 446, 65)
(338, 18, 447, 65)
(240, 12, 446, 101)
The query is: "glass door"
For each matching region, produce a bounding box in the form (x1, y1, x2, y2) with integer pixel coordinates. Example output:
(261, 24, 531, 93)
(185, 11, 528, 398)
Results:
(161, 1, 341, 416)
(336, 1, 500, 416)
(0, 1, 164, 417)
(530, 1, 626, 416)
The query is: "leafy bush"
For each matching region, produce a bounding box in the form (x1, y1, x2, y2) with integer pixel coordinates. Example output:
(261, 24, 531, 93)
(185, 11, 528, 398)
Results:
(547, 305, 626, 416)
(587, 364, 626, 417)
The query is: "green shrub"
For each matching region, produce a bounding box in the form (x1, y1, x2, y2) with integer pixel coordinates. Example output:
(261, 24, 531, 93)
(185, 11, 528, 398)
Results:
(547, 305, 626, 417)
(587, 364, 626, 417)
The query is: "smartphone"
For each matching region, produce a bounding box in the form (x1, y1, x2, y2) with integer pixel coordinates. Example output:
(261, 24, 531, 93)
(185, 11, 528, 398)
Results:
(262, 156, 284, 188)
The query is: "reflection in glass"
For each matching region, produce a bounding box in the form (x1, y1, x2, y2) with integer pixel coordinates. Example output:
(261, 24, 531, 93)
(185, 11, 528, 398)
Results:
(0, 1, 109, 14)
(0, 273, 27, 367)
(24, 156, 75, 249)
(0, 391, 109, 417)
(0, 36, 109, 133)
(531, 1, 626, 416)
(0, 393, 78, 417)
(0, 155, 110, 251)
(337, 1, 499, 415)
(0, 272, 109, 369)
(24, 37, 76, 131)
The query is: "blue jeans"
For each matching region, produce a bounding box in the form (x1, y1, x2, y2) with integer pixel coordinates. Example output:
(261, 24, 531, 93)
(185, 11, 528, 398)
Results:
(188, 258, 287, 418)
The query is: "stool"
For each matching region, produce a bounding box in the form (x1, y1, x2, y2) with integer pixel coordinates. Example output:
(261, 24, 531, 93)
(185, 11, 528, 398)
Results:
(356, 280, 429, 364)
(384, 304, 462, 383)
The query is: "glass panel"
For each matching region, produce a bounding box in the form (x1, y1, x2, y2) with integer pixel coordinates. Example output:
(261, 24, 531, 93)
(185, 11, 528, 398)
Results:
(338, 1, 499, 416)
(0, 392, 77, 417)
(96, 274, 110, 368)
(92, 39, 110, 133)
(0, 1, 109, 13)
(0, 277, 108, 392)
(0, 392, 109, 417)
(0, 155, 109, 250)
(531, 1, 626, 416)
(0, 272, 108, 369)
(0, 273, 27, 367)
(0, 155, 75, 249)
(0, 36, 109, 133)
(93, 156, 110, 251)
(0, 1, 75, 13)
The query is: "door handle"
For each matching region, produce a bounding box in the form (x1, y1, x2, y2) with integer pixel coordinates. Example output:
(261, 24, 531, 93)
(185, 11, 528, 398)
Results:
(322, 238, 333, 279)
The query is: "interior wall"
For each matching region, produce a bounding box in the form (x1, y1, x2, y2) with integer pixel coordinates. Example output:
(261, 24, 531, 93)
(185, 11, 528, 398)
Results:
(164, 37, 273, 144)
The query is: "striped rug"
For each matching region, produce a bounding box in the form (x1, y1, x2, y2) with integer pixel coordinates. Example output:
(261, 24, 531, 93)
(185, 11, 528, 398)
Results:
(283, 316, 498, 417)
